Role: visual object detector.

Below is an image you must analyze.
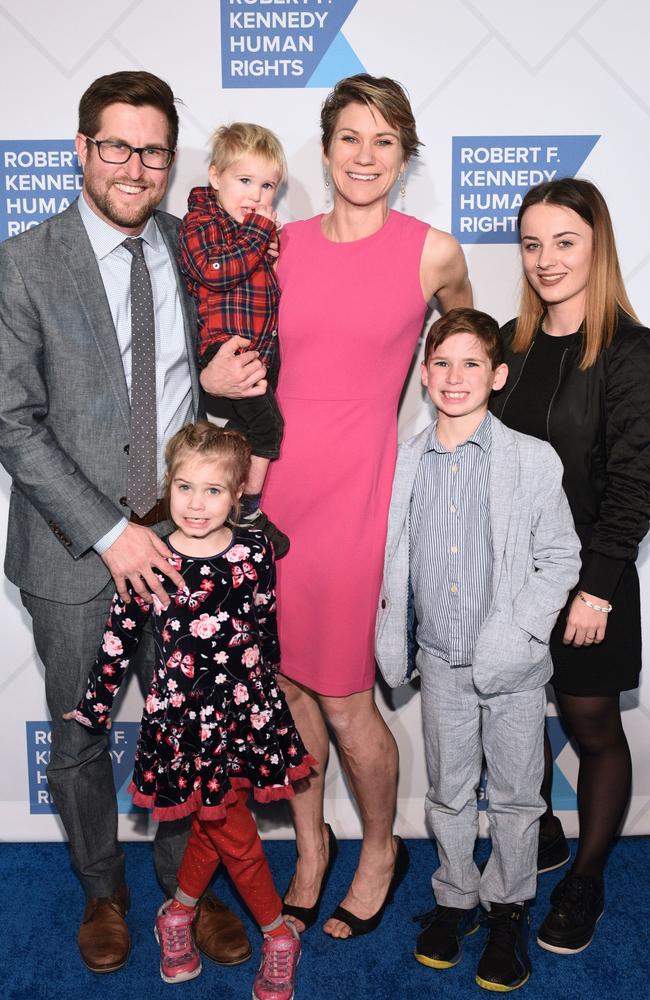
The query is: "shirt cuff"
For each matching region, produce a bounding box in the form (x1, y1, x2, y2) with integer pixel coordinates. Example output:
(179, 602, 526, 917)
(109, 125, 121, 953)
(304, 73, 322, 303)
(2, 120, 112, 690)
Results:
(93, 518, 129, 555)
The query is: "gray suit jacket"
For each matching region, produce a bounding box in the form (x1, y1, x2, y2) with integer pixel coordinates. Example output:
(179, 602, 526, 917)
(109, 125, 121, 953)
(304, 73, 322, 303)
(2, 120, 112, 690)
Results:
(375, 413, 581, 695)
(0, 200, 201, 603)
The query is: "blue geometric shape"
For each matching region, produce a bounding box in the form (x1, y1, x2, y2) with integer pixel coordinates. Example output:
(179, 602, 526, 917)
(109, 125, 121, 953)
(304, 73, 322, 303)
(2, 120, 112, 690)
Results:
(0, 140, 82, 243)
(26, 720, 146, 815)
(452, 134, 600, 244)
(307, 32, 365, 88)
(220, 0, 362, 90)
(116, 769, 148, 814)
(546, 714, 571, 758)
(551, 761, 577, 812)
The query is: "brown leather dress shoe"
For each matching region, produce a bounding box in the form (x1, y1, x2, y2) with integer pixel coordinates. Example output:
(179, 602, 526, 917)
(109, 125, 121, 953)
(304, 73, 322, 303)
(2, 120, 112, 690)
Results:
(78, 885, 131, 973)
(193, 891, 252, 965)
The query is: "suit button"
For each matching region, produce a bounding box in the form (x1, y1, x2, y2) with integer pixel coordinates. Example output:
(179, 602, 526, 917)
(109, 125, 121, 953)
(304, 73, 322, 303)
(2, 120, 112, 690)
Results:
(381, 599, 386, 609)
(123, 444, 129, 454)
(119, 496, 128, 506)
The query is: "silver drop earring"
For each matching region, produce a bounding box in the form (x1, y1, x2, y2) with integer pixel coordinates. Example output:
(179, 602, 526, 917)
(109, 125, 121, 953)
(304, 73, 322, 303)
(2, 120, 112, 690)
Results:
(399, 171, 406, 209)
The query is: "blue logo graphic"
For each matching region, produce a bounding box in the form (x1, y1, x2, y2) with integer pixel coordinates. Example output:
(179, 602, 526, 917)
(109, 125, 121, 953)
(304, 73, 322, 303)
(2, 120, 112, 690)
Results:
(452, 135, 600, 244)
(0, 140, 82, 242)
(221, 0, 365, 88)
(26, 721, 145, 815)
(546, 714, 577, 811)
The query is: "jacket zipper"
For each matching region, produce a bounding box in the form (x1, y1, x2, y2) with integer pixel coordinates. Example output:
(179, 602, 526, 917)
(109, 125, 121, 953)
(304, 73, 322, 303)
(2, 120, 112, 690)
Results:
(499, 340, 535, 420)
(545, 349, 568, 446)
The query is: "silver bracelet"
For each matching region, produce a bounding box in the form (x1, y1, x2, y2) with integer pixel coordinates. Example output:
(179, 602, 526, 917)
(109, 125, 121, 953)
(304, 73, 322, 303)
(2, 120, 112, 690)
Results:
(578, 592, 612, 614)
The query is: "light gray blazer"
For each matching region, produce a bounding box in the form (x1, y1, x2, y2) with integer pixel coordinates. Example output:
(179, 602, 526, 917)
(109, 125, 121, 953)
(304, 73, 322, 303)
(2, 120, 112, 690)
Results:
(375, 413, 581, 695)
(0, 200, 201, 603)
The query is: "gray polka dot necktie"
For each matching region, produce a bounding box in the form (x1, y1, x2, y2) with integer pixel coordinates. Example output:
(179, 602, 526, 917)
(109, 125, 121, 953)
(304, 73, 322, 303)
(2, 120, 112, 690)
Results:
(123, 237, 158, 517)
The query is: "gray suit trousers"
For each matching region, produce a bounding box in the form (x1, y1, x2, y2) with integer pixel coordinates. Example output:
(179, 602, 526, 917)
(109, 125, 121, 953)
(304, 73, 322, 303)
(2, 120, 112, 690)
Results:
(22, 580, 191, 899)
(418, 647, 546, 908)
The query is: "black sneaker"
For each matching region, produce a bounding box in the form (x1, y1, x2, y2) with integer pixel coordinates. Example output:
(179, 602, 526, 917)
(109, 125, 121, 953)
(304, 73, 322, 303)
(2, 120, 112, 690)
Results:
(537, 817, 570, 874)
(476, 903, 531, 992)
(548, 870, 570, 908)
(414, 905, 479, 969)
(537, 873, 604, 954)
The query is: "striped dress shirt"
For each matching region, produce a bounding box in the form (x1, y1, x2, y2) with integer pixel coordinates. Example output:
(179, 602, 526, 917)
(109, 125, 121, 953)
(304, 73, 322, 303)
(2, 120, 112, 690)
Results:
(410, 413, 493, 666)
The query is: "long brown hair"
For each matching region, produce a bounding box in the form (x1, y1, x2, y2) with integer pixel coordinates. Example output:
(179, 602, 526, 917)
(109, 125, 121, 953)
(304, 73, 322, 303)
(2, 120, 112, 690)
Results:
(513, 178, 638, 369)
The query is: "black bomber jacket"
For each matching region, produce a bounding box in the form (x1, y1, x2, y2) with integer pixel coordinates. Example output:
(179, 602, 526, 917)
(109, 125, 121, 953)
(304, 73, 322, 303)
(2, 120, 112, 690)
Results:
(491, 312, 650, 601)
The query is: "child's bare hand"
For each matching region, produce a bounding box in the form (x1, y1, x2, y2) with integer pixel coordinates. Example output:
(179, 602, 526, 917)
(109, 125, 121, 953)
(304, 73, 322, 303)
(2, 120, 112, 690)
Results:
(247, 204, 277, 224)
(63, 709, 112, 730)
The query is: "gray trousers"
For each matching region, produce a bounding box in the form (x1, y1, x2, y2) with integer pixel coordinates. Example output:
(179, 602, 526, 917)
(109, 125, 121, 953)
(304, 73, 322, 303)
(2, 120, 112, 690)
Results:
(22, 581, 191, 899)
(418, 647, 545, 908)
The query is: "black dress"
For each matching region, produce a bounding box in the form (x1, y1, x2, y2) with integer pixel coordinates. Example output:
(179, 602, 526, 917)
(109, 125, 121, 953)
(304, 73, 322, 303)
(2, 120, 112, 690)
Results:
(491, 317, 650, 695)
(74, 528, 316, 820)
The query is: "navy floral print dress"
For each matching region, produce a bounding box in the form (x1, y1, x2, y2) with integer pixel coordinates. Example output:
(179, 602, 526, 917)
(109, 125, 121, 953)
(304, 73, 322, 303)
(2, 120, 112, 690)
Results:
(74, 529, 315, 821)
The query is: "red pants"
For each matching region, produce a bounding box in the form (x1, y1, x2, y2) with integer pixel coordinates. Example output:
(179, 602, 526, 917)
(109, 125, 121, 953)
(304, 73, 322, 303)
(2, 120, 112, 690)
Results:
(177, 788, 282, 929)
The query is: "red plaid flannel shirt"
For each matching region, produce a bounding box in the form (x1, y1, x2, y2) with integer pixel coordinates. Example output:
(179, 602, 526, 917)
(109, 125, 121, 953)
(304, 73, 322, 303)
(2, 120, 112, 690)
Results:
(177, 186, 280, 367)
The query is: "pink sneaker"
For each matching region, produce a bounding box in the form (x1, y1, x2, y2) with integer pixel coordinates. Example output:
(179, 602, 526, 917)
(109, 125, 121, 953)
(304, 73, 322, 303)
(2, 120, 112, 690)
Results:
(252, 924, 301, 1000)
(154, 901, 202, 984)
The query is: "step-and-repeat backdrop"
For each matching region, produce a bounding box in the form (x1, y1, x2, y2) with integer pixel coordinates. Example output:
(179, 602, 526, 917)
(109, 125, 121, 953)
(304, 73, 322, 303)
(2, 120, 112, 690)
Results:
(2, 1, 649, 842)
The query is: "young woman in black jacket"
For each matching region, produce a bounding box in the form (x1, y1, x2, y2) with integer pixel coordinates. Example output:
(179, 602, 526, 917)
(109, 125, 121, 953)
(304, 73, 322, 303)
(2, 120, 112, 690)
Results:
(491, 178, 650, 956)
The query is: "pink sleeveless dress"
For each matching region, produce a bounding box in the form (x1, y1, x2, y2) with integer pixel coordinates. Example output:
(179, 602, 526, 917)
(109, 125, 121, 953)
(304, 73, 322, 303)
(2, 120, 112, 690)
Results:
(263, 211, 429, 695)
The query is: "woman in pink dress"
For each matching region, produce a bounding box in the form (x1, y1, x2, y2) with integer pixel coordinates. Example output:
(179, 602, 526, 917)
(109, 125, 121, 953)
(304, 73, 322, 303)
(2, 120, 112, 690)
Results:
(263, 75, 472, 939)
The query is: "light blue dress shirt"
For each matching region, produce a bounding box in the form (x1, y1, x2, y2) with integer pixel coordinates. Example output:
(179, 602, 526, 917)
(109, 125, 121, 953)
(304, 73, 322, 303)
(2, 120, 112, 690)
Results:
(77, 194, 192, 552)
(410, 412, 493, 666)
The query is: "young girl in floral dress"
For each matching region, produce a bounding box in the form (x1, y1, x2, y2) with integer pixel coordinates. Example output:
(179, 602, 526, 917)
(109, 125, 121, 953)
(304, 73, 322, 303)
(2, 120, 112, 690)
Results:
(66, 421, 314, 999)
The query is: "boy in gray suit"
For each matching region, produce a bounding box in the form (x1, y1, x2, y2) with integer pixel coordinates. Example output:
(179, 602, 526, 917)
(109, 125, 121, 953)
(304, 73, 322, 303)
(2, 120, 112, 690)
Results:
(375, 308, 580, 991)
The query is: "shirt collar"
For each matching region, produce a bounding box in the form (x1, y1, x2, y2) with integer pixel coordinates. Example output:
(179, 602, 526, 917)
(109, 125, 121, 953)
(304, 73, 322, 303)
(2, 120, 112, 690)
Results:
(426, 411, 493, 454)
(77, 192, 164, 261)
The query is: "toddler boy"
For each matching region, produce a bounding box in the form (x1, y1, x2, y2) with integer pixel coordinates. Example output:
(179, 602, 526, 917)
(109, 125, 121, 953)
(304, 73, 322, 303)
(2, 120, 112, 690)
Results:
(178, 123, 287, 554)
(376, 308, 580, 991)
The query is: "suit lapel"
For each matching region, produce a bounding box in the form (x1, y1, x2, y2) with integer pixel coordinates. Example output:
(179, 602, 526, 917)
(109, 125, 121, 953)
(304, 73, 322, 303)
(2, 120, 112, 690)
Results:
(57, 204, 130, 430)
(488, 416, 518, 593)
(385, 428, 431, 558)
(156, 212, 201, 418)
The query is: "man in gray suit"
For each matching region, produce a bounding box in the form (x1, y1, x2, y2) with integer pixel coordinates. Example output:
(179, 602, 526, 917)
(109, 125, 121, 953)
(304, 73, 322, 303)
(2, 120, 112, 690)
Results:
(375, 309, 580, 992)
(0, 71, 267, 973)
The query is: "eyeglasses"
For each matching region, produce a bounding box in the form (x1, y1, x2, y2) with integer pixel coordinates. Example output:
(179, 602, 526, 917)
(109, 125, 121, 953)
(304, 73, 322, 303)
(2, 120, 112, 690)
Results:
(84, 136, 174, 170)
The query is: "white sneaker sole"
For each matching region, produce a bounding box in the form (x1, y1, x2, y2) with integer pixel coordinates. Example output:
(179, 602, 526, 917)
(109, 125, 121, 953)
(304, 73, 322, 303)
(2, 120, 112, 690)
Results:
(536, 909, 604, 955)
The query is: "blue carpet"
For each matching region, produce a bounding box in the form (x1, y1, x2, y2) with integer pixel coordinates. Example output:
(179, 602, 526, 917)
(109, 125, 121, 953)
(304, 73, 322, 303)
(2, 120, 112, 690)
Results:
(3, 837, 649, 1000)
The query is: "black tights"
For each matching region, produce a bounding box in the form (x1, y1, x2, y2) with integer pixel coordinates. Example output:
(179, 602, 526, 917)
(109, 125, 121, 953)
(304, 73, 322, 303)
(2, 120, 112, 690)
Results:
(540, 692, 631, 880)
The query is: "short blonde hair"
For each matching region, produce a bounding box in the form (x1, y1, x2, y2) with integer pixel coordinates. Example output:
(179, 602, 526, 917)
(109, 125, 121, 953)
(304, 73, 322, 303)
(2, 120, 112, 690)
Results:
(210, 122, 287, 183)
(320, 74, 421, 162)
(164, 422, 251, 518)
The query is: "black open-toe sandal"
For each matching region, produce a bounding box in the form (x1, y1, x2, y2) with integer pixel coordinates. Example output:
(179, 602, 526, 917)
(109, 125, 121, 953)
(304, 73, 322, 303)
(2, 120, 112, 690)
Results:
(328, 836, 409, 938)
(282, 824, 338, 930)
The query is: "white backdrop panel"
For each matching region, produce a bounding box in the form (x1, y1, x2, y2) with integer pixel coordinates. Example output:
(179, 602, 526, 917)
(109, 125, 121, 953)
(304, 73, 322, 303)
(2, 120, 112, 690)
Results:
(1, 0, 648, 841)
